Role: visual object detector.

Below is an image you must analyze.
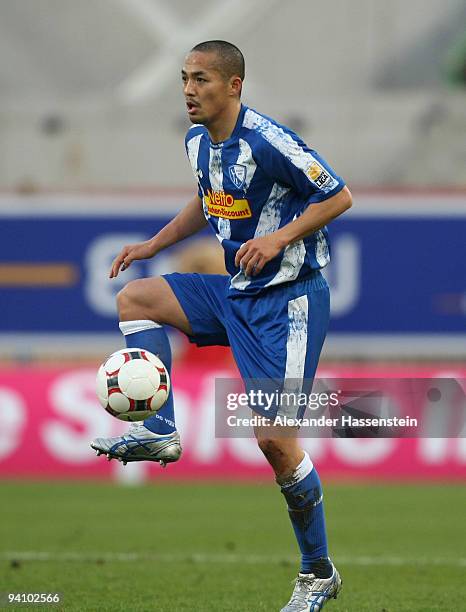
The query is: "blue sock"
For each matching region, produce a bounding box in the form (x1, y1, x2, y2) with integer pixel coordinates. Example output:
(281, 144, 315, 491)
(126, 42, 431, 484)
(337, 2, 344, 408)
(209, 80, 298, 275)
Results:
(119, 320, 176, 435)
(279, 452, 332, 577)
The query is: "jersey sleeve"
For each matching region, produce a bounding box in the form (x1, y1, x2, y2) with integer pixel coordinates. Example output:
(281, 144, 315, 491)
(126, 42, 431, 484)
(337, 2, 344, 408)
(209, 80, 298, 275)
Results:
(253, 129, 345, 203)
(184, 130, 203, 200)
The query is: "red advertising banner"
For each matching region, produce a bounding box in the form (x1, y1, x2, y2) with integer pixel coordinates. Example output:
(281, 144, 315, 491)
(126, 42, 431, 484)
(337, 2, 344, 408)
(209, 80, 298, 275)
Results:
(0, 364, 465, 482)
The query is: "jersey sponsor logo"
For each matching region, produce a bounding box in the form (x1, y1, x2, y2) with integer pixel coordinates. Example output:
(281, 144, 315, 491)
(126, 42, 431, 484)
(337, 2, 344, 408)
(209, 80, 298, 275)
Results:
(205, 189, 252, 219)
(228, 164, 247, 189)
(307, 161, 337, 191)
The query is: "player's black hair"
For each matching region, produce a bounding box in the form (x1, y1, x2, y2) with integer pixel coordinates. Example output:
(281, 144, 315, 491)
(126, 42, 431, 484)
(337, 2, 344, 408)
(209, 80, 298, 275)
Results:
(190, 40, 245, 81)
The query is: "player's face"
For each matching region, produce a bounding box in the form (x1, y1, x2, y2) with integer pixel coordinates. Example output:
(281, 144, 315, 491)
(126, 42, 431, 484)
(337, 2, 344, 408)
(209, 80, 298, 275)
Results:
(182, 52, 234, 125)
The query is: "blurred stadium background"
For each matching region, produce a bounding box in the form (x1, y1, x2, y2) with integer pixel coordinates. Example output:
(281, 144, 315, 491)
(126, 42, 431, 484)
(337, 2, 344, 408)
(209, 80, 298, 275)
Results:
(1, 1, 465, 610)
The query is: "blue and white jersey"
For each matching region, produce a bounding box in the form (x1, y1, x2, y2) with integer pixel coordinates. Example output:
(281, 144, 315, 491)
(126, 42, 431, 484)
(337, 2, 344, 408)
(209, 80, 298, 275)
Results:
(185, 104, 345, 296)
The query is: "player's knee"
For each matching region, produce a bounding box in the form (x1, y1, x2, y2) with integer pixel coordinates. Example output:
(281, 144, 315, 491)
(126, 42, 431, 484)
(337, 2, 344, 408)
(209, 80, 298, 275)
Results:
(117, 279, 152, 320)
(257, 437, 287, 464)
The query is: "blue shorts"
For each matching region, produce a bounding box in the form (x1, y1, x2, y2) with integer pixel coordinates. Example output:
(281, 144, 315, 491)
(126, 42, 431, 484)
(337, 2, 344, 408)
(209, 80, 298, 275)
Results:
(163, 272, 330, 419)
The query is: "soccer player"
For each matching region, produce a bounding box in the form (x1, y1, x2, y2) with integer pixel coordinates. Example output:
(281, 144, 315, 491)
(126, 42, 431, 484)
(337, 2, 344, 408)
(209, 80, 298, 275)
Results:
(91, 40, 352, 611)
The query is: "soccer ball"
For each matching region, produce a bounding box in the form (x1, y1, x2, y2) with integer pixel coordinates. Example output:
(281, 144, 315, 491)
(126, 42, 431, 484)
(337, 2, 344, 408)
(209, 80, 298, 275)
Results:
(96, 348, 170, 421)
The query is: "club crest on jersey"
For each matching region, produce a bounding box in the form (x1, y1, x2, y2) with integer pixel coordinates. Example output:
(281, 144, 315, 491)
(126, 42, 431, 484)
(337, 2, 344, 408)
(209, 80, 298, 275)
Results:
(228, 164, 247, 189)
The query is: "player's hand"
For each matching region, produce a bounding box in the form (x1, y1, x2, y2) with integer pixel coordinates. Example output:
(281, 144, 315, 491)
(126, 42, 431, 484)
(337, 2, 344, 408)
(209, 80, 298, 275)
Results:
(109, 240, 157, 278)
(234, 235, 285, 277)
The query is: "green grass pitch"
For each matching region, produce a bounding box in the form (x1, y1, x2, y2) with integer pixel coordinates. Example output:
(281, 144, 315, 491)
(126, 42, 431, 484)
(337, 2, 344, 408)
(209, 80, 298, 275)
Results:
(0, 481, 465, 611)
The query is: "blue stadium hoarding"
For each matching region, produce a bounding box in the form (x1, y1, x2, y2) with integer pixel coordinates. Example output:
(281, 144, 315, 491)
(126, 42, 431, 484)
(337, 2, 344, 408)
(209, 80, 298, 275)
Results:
(2, 193, 465, 357)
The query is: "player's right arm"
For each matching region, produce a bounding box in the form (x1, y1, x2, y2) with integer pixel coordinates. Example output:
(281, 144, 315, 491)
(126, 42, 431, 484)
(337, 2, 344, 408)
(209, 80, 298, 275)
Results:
(110, 194, 207, 278)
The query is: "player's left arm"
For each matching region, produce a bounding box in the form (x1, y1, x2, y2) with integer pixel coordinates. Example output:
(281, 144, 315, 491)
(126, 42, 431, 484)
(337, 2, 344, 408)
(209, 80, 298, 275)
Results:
(276, 185, 352, 243)
(235, 130, 352, 276)
(235, 187, 352, 277)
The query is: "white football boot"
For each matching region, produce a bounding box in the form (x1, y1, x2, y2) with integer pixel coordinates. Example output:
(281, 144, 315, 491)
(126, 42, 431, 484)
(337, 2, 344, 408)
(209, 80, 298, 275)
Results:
(280, 564, 342, 612)
(91, 422, 182, 467)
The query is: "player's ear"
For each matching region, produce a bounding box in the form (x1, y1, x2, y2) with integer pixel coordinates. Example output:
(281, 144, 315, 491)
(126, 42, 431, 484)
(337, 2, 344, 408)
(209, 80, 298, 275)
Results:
(230, 75, 242, 98)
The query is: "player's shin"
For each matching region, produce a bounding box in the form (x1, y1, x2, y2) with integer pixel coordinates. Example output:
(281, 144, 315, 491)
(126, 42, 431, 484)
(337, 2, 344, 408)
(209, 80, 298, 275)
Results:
(278, 451, 333, 578)
(119, 320, 176, 435)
